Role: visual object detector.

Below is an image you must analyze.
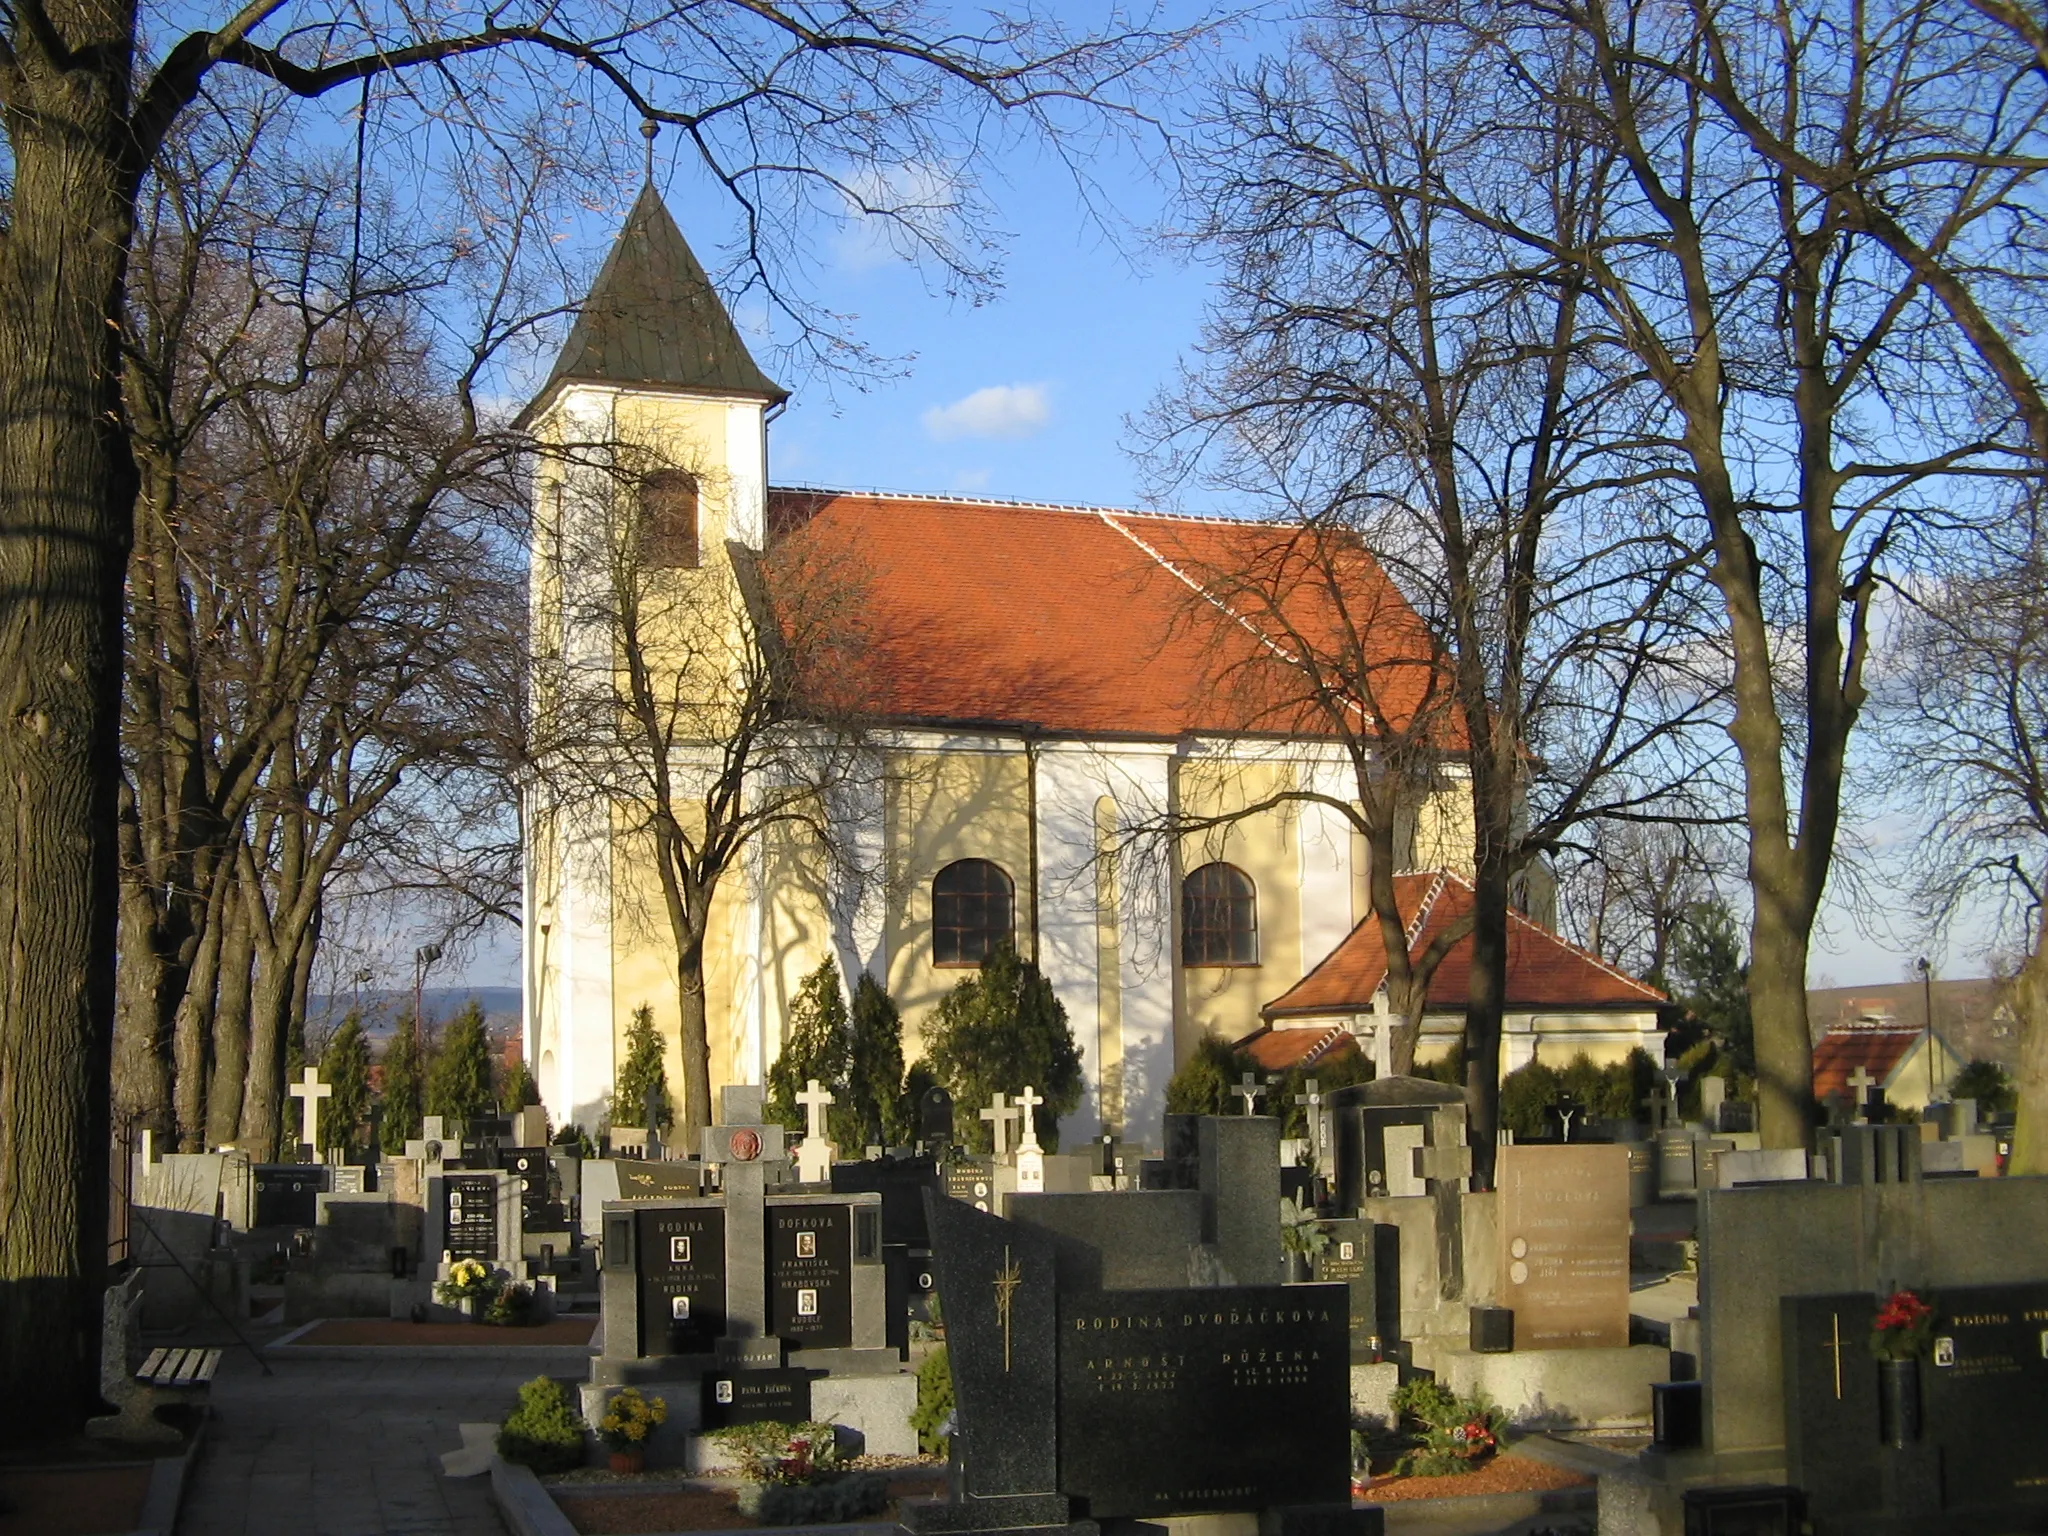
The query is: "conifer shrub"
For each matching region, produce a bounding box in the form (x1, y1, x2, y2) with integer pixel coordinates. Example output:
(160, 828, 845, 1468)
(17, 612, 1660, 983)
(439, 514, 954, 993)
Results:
(497, 1376, 587, 1474)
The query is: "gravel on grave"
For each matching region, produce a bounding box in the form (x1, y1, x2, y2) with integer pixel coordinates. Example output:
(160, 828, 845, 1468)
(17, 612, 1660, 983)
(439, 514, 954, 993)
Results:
(1360, 1453, 1593, 1502)
(287, 1317, 598, 1346)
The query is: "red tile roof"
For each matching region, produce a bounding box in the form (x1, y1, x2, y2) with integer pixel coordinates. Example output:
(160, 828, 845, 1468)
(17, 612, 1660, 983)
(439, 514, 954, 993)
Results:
(1235, 1024, 1363, 1072)
(1810, 1026, 1923, 1103)
(762, 489, 1456, 741)
(1263, 870, 1666, 1018)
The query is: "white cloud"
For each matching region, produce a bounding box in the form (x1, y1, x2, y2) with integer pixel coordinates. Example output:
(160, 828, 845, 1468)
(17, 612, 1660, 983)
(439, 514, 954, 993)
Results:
(922, 383, 1052, 443)
(832, 162, 961, 273)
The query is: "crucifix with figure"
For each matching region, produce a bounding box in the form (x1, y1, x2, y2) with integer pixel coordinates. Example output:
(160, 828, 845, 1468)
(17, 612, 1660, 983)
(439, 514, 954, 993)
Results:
(289, 1066, 332, 1160)
(1293, 1076, 1326, 1171)
(794, 1078, 837, 1184)
(1231, 1071, 1266, 1116)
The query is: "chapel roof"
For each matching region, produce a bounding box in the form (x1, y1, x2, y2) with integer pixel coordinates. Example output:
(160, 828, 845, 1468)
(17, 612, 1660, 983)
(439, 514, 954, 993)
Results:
(760, 488, 1457, 742)
(536, 185, 785, 408)
(1235, 1023, 1362, 1073)
(1810, 1024, 1929, 1103)
(1261, 870, 1667, 1019)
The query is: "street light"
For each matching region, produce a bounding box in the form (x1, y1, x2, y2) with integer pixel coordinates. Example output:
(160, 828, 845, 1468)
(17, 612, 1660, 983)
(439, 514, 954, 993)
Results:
(1916, 957, 1939, 1105)
(413, 943, 444, 1040)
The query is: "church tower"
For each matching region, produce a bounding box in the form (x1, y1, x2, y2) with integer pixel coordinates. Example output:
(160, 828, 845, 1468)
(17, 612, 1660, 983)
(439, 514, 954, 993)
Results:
(523, 187, 786, 1131)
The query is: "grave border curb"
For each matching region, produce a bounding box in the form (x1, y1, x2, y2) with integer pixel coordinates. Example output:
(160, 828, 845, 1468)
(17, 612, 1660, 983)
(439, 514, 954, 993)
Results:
(267, 1342, 599, 1363)
(492, 1456, 582, 1536)
(131, 1414, 209, 1536)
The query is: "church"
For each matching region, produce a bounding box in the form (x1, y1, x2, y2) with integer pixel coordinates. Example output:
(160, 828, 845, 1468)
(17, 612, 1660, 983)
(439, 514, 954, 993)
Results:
(520, 189, 1653, 1149)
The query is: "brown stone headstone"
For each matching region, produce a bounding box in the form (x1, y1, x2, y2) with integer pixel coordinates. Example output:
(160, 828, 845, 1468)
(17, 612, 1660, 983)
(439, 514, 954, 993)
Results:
(1496, 1143, 1630, 1349)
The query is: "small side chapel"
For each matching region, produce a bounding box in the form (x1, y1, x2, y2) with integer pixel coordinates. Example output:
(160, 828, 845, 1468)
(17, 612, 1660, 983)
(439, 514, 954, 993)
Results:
(520, 188, 1585, 1149)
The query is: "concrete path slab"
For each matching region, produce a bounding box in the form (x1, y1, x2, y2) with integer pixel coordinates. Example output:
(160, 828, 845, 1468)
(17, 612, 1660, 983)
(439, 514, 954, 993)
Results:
(178, 1343, 529, 1534)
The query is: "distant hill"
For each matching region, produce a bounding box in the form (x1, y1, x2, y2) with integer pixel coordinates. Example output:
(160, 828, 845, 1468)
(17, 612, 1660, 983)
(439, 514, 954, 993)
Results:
(307, 986, 521, 1041)
(1806, 977, 2016, 1068)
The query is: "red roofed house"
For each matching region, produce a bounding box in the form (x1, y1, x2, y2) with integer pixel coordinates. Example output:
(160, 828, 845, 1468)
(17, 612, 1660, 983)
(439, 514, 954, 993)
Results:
(1240, 871, 1667, 1078)
(520, 190, 1544, 1146)
(1810, 1001, 1963, 1116)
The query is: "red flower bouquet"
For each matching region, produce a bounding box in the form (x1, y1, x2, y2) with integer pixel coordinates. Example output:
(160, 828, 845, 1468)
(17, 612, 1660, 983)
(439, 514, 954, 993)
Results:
(1869, 1289, 1936, 1361)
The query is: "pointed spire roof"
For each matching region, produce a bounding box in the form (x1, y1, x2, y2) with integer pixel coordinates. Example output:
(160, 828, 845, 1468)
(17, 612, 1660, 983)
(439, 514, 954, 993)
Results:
(537, 185, 786, 406)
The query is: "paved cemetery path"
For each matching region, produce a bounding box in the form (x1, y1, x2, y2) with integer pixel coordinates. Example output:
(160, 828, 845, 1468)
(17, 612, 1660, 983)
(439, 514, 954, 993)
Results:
(179, 1343, 520, 1535)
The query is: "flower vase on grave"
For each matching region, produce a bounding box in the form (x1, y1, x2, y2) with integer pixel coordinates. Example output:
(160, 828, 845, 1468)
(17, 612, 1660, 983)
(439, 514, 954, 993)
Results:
(609, 1449, 645, 1474)
(1878, 1359, 1921, 1449)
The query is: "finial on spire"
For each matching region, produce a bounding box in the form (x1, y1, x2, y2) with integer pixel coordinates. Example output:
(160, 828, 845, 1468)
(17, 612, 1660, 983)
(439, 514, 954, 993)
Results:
(641, 118, 658, 183)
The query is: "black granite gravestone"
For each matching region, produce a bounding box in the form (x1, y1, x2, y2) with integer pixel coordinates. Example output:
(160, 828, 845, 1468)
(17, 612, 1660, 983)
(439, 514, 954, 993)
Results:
(922, 1189, 1061, 1501)
(1009, 1190, 1202, 1291)
(831, 1155, 938, 1247)
(503, 1147, 557, 1226)
(1328, 1077, 1463, 1210)
(636, 1205, 727, 1356)
(920, 1085, 956, 1159)
(1783, 1283, 2048, 1533)
(701, 1367, 814, 1428)
(442, 1172, 498, 1260)
(769, 1203, 854, 1350)
(944, 1157, 997, 1214)
(614, 1161, 710, 1200)
(253, 1163, 329, 1227)
(1057, 1285, 1350, 1519)
(1313, 1218, 1378, 1361)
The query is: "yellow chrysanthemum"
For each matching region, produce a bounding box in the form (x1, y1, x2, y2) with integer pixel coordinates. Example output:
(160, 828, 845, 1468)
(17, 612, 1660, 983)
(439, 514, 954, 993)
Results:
(626, 1421, 646, 1441)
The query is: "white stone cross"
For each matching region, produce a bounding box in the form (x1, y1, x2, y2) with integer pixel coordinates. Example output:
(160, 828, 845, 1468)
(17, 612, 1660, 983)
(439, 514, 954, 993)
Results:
(794, 1078, 837, 1185)
(979, 1092, 1021, 1161)
(1013, 1085, 1045, 1155)
(1231, 1071, 1265, 1116)
(796, 1079, 835, 1142)
(1294, 1077, 1326, 1169)
(289, 1066, 332, 1153)
(1847, 1065, 1878, 1119)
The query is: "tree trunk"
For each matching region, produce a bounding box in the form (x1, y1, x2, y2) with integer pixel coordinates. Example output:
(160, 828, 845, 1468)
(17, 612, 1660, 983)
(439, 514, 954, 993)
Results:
(678, 936, 713, 1143)
(0, 0, 141, 1434)
(240, 941, 296, 1159)
(170, 913, 225, 1149)
(111, 869, 172, 1129)
(2008, 906, 2048, 1176)
(206, 903, 254, 1147)
(1463, 856, 1510, 1192)
(1747, 856, 1818, 1150)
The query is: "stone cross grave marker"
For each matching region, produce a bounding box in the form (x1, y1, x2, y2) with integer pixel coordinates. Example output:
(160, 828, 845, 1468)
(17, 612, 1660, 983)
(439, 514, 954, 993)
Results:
(1293, 1077, 1327, 1172)
(979, 1092, 1020, 1162)
(1417, 1141, 1472, 1188)
(702, 1085, 790, 1359)
(404, 1115, 451, 1170)
(1014, 1084, 1046, 1192)
(1230, 1071, 1266, 1116)
(289, 1066, 332, 1159)
(794, 1078, 836, 1185)
(1846, 1065, 1878, 1123)
(1641, 1085, 1673, 1134)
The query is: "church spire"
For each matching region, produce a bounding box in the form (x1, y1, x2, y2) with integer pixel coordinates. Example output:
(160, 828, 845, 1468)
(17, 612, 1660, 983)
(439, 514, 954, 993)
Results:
(535, 184, 786, 408)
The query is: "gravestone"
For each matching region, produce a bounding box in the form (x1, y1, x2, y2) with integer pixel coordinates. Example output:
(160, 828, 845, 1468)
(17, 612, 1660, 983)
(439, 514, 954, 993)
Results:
(793, 1079, 837, 1186)
(612, 1160, 710, 1201)
(769, 1203, 854, 1350)
(329, 1166, 366, 1196)
(636, 1203, 728, 1356)
(1313, 1218, 1379, 1361)
(503, 1147, 558, 1226)
(441, 1171, 501, 1261)
(253, 1163, 329, 1228)
(288, 1065, 332, 1160)
(1495, 1143, 1629, 1349)
(1198, 1114, 1283, 1285)
(1008, 1190, 1204, 1291)
(1329, 1076, 1465, 1213)
(701, 1367, 813, 1429)
(944, 1156, 997, 1214)
(918, 1185, 1357, 1532)
(1058, 1287, 1349, 1518)
(1782, 1283, 2048, 1533)
(919, 1084, 955, 1160)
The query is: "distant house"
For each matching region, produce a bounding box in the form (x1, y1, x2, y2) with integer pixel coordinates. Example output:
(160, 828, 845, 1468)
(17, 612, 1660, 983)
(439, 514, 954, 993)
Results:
(1810, 1012, 1964, 1116)
(1235, 870, 1667, 1079)
(1806, 977, 2017, 1071)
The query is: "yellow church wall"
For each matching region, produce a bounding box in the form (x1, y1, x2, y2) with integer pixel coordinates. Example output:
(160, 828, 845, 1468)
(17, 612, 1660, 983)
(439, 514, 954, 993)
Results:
(1172, 758, 1303, 1062)
(1409, 777, 1475, 875)
(756, 818, 840, 1073)
(885, 748, 1033, 1064)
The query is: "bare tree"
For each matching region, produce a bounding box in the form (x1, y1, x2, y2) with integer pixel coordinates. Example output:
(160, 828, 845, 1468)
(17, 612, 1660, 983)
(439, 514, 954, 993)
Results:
(533, 462, 881, 1140)
(1347, 0, 2043, 1150)
(1139, 14, 1725, 1177)
(1554, 820, 1742, 985)
(1887, 512, 2048, 1170)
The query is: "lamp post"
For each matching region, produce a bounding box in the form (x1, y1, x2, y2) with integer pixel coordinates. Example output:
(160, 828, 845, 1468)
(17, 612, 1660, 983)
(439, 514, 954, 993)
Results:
(413, 943, 443, 1044)
(1916, 957, 1938, 1103)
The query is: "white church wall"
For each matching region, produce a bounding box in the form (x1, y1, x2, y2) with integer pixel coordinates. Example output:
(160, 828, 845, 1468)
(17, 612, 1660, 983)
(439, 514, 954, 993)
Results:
(1298, 756, 1356, 979)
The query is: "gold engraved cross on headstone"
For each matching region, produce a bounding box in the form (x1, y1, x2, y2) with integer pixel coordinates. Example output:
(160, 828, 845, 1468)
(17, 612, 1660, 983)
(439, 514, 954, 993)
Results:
(993, 1246, 1022, 1372)
(1822, 1312, 1843, 1400)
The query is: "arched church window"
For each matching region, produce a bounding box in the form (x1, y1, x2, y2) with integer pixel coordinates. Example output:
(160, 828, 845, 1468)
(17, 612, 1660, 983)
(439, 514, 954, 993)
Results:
(638, 469, 700, 569)
(933, 859, 1014, 966)
(1182, 862, 1258, 966)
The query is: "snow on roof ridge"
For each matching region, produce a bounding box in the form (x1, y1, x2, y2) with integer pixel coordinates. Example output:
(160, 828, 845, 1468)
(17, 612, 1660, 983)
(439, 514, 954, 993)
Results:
(768, 483, 1256, 527)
